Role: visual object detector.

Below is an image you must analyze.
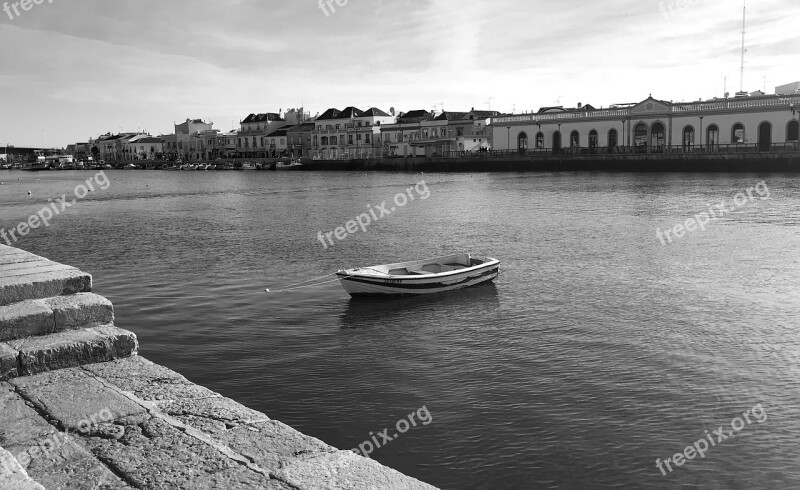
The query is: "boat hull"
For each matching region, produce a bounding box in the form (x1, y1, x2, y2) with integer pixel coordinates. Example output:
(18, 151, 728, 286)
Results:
(336, 255, 499, 297)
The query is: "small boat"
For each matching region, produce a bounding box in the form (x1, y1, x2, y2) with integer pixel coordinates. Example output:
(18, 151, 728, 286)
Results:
(276, 160, 303, 170)
(195, 163, 208, 171)
(336, 253, 499, 297)
(123, 163, 137, 170)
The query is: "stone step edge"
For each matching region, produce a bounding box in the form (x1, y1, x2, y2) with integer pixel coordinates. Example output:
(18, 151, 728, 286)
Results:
(0, 325, 138, 380)
(0, 269, 92, 307)
(0, 293, 115, 343)
(0, 446, 45, 490)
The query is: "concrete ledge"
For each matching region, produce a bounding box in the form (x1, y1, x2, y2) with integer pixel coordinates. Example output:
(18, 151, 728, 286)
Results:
(7, 325, 138, 377)
(0, 300, 55, 342)
(43, 293, 114, 331)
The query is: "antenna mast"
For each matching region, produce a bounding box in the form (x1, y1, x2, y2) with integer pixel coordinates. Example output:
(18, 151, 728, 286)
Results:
(739, 0, 746, 93)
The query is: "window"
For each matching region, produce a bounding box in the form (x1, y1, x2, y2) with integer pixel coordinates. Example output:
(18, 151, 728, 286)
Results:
(589, 130, 598, 150)
(423, 128, 429, 138)
(608, 129, 618, 148)
(536, 132, 544, 148)
(706, 124, 719, 149)
(357, 133, 362, 141)
(732, 123, 745, 143)
(518, 132, 528, 149)
(321, 136, 328, 145)
(788, 120, 799, 141)
(335, 124, 340, 130)
(280, 139, 285, 145)
(634, 123, 648, 150)
(457, 128, 463, 137)
(365, 133, 371, 143)
(570, 130, 579, 147)
(651, 122, 665, 151)
(330, 136, 338, 145)
(348, 135, 353, 144)
(682, 126, 695, 150)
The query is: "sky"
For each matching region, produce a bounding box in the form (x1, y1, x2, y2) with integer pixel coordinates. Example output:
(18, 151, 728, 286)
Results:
(0, 0, 798, 148)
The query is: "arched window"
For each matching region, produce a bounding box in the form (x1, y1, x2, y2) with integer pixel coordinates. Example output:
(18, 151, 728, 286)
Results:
(518, 132, 528, 149)
(634, 123, 648, 152)
(682, 126, 695, 151)
(589, 130, 598, 151)
(651, 122, 665, 152)
(706, 124, 719, 150)
(313, 136, 318, 146)
(758, 122, 772, 152)
(732, 123, 745, 143)
(787, 120, 799, 141)
(330, 136, 338, 145)
(608, 129, 618, 148)
(552, 131, 562, 154)
(321, 136, 328, 145)
(570, 130, 579, 147)
(535, 132, 544, 148)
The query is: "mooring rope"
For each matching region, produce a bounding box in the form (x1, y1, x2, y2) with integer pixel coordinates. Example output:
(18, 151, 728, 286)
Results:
(264, 273, 340, 293)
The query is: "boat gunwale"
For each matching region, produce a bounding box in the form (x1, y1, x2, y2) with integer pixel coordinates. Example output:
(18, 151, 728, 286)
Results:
(337, 255, 499, 281)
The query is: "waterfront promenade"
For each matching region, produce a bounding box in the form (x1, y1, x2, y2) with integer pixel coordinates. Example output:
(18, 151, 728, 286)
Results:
(0, 243, 436, 489)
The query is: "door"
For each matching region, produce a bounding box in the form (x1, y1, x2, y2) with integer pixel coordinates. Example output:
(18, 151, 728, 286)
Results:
(758, 122, 772, 152)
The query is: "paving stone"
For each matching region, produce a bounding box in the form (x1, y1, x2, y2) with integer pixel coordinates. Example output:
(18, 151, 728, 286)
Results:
(43, 293, 115, 331)
(83, 356, 220, 402)
(10, 325, 138, 376)
(0, 343, 18, 380)
(83, 417, 265, 489)
(11, 367, 147, 432)
(0, 269, 92, 307)
(0, 446, 45, 490)
(0, 300, 55, 342)
(14, 435, 128, 490)
(213, 420, 336, 474)
(275, 450, 439, 490)
(161, 396, 271, 428)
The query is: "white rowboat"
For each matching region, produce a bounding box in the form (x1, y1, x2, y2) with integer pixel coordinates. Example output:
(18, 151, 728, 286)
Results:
(336, 253, 499, 297)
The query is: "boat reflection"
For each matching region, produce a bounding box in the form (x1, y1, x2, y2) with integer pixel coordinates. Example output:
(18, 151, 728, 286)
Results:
(339, 281, 499, 330)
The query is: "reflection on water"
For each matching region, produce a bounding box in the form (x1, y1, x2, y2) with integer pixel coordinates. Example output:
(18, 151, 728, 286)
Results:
(340, 282, 500, 329)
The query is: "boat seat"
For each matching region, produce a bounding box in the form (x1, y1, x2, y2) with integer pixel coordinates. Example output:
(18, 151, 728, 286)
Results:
(388, 268, 411, 275)
(421, 264, 442, 273)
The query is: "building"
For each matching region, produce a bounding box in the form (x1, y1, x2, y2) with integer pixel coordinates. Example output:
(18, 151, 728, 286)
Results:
(310, 107, 393, 160)
(123, 134, 165, 160)
(93, 133, 137, 161)
(413, 109, 497, 157)
(237, 113, 286, 158)
(283, 107, 312, 126)
(490, 90, 800, 154)
(216, 130, 238, 159)
(380, 110, 435, 157)
(286, 122, 315, 157)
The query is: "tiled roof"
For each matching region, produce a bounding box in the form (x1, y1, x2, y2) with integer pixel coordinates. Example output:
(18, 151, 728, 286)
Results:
(397, 110, 434, 123)
(363, 107, 391, 117)
(335, 106, 365, 119)
(435, 111, 468, 121)
(286, 122, 316, 133)
(242, 113, 284, 123)
(315, 108, 341, 120)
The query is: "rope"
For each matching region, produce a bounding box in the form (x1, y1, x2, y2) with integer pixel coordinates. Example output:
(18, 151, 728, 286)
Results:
(265, 273, 340, 293)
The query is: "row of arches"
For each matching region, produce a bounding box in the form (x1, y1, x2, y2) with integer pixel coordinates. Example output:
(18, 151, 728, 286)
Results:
(515, 120, 799, 152)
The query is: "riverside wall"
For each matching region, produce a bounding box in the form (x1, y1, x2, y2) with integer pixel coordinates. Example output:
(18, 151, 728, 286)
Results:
(301, 153, 800, 172)
(0, 243, 437, 489)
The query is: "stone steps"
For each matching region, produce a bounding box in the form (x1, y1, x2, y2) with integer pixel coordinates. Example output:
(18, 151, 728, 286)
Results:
(0, 246, 92, 307)
(0, 244, 137, 382)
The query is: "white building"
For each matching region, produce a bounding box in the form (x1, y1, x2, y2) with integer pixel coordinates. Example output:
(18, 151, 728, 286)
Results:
(491, 89, 800, 155)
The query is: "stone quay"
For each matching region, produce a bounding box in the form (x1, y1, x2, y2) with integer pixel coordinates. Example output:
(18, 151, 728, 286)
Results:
(0, 243, 437, 489)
